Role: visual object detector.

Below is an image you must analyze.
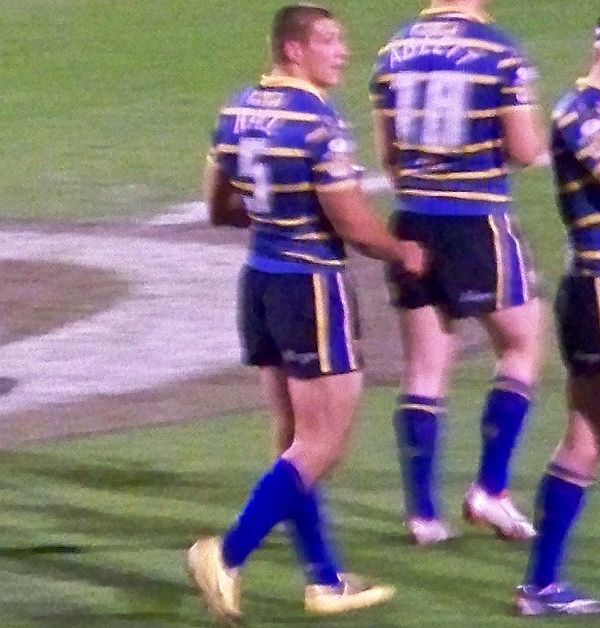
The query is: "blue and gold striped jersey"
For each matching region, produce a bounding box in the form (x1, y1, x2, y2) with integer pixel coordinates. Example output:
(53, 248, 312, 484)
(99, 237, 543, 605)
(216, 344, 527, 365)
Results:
(370, 7, 539, 216)
(209, 75, 359, 273)
(552, 78, 600, 276)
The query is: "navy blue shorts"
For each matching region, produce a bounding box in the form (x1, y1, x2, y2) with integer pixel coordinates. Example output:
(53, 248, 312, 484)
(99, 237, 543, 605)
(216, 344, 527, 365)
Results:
(238, 266, 362, 379)
(556, 274, 600, 377)
(385, 211, 537, 318)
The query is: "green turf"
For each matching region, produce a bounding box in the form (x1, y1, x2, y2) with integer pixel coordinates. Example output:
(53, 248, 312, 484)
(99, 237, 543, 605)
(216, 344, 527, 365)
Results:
(1, 0, 597, 222)
(3, 1, 600, 625)
(0, 356, 592, 627)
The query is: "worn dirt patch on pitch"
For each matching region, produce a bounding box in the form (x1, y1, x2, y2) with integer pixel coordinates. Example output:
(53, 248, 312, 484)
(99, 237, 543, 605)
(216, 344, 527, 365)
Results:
(0, 222, 488, 447)
(0, 259, 128, 345)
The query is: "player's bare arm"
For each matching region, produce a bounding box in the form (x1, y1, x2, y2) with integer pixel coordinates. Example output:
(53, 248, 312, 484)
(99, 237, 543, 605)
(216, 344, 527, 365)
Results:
(317, 184, 426, 275)
(501, 106, 547, 166)
(203, 159, 250, 228)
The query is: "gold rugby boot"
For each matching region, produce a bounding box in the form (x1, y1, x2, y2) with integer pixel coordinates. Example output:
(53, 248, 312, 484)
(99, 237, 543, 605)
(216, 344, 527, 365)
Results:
(187, 537, 241, 624)
(305, 572, 395, 615)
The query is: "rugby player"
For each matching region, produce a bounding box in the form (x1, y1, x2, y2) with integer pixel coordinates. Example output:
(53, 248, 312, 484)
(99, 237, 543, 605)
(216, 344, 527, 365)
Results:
(515, 18, 600, 617)
(370, 0, 547, 544)
(187, 4, 425, 622)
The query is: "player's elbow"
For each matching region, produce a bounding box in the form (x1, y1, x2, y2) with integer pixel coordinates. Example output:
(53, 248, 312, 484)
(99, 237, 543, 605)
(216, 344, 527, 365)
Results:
(330, 218, 359, 243)
(208, 202, 227, 226)
(507, 142, 547, 167)
(501, 108, 548, 167)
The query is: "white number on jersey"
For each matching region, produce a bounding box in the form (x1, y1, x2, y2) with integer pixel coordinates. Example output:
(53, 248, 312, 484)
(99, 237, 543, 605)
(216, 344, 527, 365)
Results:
(238, 137, 271, 214)
(393, 71, 471, 149)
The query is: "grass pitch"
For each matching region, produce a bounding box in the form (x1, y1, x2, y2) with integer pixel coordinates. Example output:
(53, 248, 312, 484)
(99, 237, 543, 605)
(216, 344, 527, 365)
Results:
(2, 0, 600, 626)
(0, 359, 592, 627)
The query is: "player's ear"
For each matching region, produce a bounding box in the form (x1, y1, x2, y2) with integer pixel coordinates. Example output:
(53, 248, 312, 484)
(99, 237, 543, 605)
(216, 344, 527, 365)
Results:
(283, 39, 304, 65)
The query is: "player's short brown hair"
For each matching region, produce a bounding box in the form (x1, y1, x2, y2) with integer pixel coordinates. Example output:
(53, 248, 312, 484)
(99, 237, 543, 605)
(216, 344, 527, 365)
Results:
(271, 4, 333, 64)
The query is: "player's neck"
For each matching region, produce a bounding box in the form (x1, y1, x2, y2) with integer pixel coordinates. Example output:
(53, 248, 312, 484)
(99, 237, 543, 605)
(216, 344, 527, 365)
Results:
(587, 63, 600, 88)
(268, 64, 327, 96)
(261, 64, 327, 100)
(428, 0, 489, 21)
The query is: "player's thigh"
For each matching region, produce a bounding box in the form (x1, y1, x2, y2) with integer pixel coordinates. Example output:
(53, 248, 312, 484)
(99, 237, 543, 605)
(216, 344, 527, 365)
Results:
(480, 297, 543, 356)
(435, 213, 536, 318)
(557, 375, 600, 476)
(238, 266, 281, 367)
(555, 275, 600, 380)
(265, 270, 362, 379)
(385, 211, 440, 311)
(555, 275, 600, 471)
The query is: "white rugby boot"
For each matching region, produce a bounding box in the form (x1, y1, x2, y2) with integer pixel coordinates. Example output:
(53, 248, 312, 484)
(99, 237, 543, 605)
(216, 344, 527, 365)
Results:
(463, 484, 536, 540)
(406, 516, 456, 545)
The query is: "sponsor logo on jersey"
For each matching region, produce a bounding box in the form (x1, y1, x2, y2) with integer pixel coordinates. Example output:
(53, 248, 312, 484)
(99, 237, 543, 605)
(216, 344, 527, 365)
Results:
(247, 90, 286, 109)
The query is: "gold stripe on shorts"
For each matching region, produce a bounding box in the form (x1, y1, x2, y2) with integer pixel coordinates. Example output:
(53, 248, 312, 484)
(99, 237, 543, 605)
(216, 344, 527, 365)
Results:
(312, 274, 332, 374)
(336, 273, 357, 370)
(594, 278, 600, 334)
(504, 214, 528, 302)
(488, 215, 504, 309)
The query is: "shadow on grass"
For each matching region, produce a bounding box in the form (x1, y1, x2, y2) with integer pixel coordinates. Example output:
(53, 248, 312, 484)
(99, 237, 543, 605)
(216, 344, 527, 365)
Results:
(0, 448, 557, 627)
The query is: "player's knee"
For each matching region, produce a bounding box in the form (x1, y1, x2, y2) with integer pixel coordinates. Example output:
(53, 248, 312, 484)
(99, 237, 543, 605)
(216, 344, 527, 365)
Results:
(313, 437, 347, 468)
(494, 333, 541, 378)
(290, 435, 347, 478)
(559, 435, 599, 470)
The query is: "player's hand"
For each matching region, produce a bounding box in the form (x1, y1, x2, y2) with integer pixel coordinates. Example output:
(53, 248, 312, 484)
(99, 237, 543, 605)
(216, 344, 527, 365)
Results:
(397, 239, 427, 277)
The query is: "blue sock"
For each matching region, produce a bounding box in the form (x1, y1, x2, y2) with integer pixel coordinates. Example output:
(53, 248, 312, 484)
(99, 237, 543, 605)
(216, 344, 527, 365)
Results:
(477, 377, 532, 495)
(222, 458, 303, 568)
(393, 395, 443, 520)
(289, 486, 341, 585)
(527, 467, 587, 588)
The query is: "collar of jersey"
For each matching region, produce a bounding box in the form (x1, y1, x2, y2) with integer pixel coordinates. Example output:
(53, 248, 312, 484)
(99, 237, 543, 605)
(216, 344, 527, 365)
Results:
(420, 6, 492, 24)
(577, 76, 600, 91)
(260, 74, 326, 102)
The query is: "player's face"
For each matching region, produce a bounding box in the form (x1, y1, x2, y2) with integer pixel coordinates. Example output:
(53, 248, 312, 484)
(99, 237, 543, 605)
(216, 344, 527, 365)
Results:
(434, 0, 491, 8)
(300, 18, 349, 88)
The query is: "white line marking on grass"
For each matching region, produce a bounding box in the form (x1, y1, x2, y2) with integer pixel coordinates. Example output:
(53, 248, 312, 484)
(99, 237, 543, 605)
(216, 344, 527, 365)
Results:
(148, 201, 209, 225)
(0, 232, 246, 415)
(148, 174, 391, 226)
(1, 161, 543, 414)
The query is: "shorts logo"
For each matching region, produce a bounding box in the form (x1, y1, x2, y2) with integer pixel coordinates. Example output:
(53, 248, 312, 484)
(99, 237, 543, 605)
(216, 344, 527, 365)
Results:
(459, 290, 495, 304)
(573, 351, 600, 364)
(283, 350, 319, 366)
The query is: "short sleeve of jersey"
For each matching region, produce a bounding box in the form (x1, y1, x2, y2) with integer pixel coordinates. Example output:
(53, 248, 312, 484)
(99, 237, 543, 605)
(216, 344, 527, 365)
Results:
(559, 102, 600, 177)
(309, 115, 360, 192)
(498, 47, 539, 109)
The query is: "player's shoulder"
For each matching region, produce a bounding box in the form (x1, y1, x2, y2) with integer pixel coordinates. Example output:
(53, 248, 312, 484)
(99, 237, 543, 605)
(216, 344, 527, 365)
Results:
(290, 88, 338, 118)
(553, 81, 600, 128)
(215, 85, 258, 115)
(376, 19, 414, 58)
(553, 89, 579, 119)
(219, 81, 339, 127)
(376, 14, 519, 58)
(479, 21, 527, 59)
